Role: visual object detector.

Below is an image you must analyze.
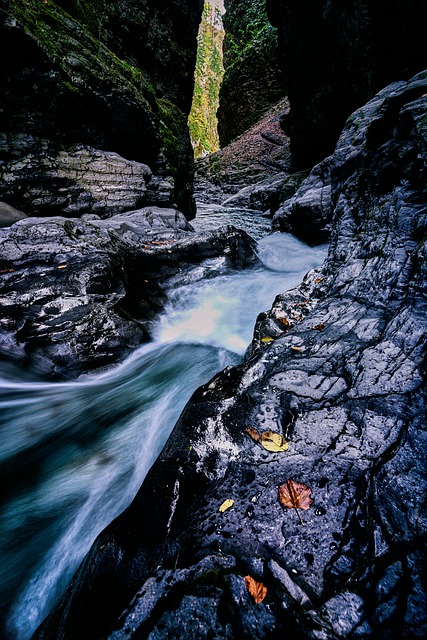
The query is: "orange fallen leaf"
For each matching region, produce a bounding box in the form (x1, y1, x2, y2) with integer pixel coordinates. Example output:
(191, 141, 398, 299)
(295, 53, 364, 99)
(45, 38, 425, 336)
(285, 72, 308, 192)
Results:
(245, 576, 267, 604)
(278, 479, 313, 525)
(245, 426, 260, 443)
(290, 346, 303, 352)
(314, 277, 324, 283)
(277, 317, 290, 327)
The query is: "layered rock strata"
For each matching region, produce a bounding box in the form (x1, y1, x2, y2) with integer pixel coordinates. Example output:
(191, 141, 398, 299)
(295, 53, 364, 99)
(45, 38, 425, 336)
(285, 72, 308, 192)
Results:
(32, 73, 427, 639)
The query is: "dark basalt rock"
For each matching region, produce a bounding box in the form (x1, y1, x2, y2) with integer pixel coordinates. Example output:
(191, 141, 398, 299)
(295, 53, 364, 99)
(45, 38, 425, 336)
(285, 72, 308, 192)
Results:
(31, 73, 427, 639)
(272, 157, 332, 244)
(0, 207, 257, 380)
(266, 0, 427, 169)
(0, 200, 27, 227)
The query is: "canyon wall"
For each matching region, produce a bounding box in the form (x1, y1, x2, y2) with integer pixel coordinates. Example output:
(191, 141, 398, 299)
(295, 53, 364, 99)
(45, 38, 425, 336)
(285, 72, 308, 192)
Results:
(266, 0, 427, 168)
(217, 0, 285, 147)
(0, 0, 204, 218)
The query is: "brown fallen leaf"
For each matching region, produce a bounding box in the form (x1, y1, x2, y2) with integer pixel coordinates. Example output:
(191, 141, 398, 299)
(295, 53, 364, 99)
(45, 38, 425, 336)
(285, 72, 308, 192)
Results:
(277, 317, 290, 327)
(219, 499, 234, 513)
(290, 346, 303, 352)
(311, 323, 325, 331)
(314, 277, 324, 283)
(278, 479, 313, 525)
(260, 430, 288, 452)
(245, 575, 267, 604)
(245, 426, 261, 443)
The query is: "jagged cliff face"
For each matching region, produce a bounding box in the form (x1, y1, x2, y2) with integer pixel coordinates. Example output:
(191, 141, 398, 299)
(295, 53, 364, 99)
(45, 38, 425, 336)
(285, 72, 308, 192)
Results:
(0, 0, 204, 218)
(217, 0, 285, 147)
(266, 0, 427, 168)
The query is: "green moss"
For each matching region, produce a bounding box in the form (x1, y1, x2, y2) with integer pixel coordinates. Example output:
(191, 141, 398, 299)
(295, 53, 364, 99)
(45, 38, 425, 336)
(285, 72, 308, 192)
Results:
(156, 98, 187, 174)
(6, 0, 155, 111)
(188, 1, 224, 157)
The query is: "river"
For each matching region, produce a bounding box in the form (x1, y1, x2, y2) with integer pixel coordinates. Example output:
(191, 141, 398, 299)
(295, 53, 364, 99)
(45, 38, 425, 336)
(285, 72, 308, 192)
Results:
(0, 204, 328, 639)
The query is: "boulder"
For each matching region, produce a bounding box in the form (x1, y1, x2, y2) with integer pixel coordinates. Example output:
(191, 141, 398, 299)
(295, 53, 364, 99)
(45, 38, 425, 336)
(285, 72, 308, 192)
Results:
(31, 72, 427, 639)
(0, 201, 27, 227)
(0, 207, 257, 379)
(272, 157, 332, 243)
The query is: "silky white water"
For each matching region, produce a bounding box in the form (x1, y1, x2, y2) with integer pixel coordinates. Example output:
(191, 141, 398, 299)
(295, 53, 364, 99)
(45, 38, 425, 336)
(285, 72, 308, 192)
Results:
(0, 208, 327, 639)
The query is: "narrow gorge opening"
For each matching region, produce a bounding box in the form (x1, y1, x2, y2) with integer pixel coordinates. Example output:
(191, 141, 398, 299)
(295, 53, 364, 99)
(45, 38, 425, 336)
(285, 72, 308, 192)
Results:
(188, 0, 225, 158)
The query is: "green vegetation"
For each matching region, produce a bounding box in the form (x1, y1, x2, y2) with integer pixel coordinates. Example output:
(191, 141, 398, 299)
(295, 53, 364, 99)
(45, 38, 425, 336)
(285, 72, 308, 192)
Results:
(6, 0, 155, 107)
(188, 1, 224, 158)
(222, 0, 273, 68)
(157, 98, 188, 174)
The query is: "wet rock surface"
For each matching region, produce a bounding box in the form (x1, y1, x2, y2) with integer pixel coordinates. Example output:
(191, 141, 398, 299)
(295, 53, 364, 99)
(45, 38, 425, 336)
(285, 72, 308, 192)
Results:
(272, 157, 332, 244)
(0, 207, 257, 380)
(32, 74, 427, 639)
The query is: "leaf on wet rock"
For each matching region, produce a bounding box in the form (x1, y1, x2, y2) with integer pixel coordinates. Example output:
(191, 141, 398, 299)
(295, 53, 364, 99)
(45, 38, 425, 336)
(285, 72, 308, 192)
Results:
(314, 277, 324, 283)
(311, 322, 325, 331)
(261, 336, 274, 343)
(245, 426, 261, 443)
(245, 575, 267, 604)
(278, 479, 313, 525)
(260, 430, 288, 452)
(219, 499, 234, 513)
(277, 317, 290, 327)
(290, 345, 303, 352)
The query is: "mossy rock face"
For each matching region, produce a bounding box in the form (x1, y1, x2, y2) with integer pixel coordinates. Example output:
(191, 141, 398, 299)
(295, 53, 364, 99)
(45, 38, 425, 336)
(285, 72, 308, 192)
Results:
(0, 0, 203, 217)
(217, 0, 285, 147)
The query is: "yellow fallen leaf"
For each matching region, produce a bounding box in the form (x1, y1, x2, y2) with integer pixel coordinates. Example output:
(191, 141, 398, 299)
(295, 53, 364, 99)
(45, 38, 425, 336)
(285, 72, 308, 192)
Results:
(261, 336, 274, 343)
(260, 430, 289, 452)
(219, 499, 234, 513)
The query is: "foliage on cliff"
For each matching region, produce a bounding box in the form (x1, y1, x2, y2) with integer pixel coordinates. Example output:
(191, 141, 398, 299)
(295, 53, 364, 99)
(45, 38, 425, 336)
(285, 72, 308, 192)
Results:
(217, 0, 284, 146)
(222, 0, 273, 69)
(188, 1, 224, 158)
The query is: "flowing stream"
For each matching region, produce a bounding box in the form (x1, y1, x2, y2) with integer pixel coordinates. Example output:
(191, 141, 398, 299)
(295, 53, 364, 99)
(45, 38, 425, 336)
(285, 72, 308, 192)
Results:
(0, 204, 328, 639)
